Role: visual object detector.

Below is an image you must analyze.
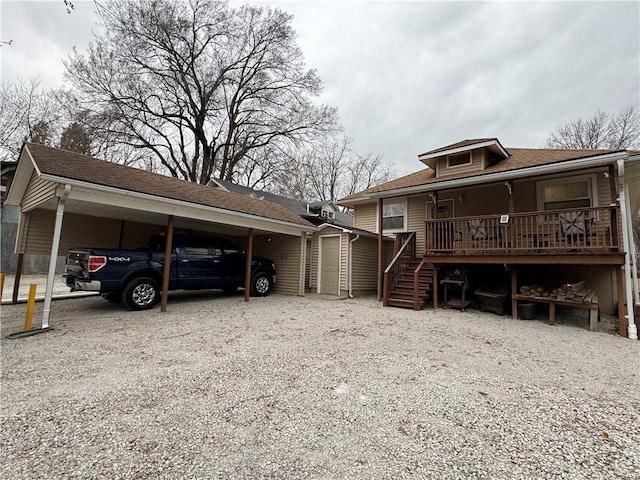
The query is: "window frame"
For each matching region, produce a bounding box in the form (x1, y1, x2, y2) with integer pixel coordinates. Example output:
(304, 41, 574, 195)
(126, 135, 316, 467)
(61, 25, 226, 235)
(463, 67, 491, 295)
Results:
(447, 151, 472, 169)
(321, 209, 335, 220)
(536, 173, 598, 212)
(378, 198, 408, 233)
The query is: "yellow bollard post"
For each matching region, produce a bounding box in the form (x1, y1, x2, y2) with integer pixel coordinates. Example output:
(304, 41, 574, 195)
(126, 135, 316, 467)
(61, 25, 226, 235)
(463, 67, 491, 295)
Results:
(0, 273, 4, 298)
(24, 284, 37, 331)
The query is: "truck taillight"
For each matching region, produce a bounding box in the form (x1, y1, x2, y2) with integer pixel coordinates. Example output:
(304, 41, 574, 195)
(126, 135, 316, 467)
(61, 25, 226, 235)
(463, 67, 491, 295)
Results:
(88, 256, 107, 272)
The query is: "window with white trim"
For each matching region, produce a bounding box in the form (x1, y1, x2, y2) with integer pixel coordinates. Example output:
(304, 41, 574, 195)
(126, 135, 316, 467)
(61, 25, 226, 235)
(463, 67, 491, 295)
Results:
(537, 174, 597, 211)
(382, 200, 406, 232)
(447, 152, 472, 168)
(321, 209, 335, 220)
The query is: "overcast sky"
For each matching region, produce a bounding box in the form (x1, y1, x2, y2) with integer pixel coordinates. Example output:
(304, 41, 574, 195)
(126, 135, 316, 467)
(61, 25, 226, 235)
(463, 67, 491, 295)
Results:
(1, 0, 638, 176)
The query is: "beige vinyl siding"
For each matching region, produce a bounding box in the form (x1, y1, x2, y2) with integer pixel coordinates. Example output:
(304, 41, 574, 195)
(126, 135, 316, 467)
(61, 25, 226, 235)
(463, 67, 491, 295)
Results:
(21, 172, 57, 211)
(309, 232, 319, 291)
(354, 202, 378, 232)
(121, 221, 166, 248)
(20, 210, 122, 255)
(384, 240, 394, 266)
(437, 149, 483, 178)
(305, 237, 312, 289)
(513, 180, 537, 212)
(595, 171, 612, 206)
(340, 232, 349, 294)
(450, 185, 509, 217)
(515, 168, 611, 213)
(350, 236, 379, 294)
(308, 230, 351, 295)
(253, 233, 302, 295)
(407, 194, 428, 254)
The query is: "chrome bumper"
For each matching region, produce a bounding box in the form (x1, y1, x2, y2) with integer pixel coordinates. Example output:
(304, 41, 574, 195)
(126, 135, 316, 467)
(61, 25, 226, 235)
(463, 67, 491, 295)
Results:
(74, 279, 101, 292)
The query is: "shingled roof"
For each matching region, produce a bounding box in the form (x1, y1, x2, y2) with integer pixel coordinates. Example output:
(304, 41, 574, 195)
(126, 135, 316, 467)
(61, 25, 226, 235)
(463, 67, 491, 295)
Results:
(24, 143, 314, 228)
(418, 138, 499, 157)
(341, 146, 625, 201)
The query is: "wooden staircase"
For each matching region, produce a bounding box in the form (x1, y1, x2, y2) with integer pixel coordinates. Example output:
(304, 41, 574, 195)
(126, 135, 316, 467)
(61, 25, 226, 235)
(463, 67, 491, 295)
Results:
(385, 259, 435, 310)
(383, 232, 436, 310)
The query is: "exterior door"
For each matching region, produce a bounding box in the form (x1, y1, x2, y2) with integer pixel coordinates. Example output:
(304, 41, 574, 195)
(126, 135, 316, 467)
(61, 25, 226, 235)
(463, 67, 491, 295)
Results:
(426, 199, 455, 220)
(320, 236, 340, 295)
(426, 199, 456, 250)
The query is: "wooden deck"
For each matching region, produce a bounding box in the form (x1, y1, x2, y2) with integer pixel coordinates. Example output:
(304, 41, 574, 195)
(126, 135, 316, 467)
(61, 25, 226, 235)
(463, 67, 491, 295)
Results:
(425, 206, 623, 265)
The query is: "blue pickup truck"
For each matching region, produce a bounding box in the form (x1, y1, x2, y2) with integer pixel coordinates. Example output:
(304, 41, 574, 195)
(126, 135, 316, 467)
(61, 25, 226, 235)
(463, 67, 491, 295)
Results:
(63, 233, 276, 310)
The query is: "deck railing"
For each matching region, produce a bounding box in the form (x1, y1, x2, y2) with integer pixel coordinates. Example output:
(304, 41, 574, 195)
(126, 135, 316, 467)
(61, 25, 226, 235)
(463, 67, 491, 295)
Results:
(425, 206, 620, 255)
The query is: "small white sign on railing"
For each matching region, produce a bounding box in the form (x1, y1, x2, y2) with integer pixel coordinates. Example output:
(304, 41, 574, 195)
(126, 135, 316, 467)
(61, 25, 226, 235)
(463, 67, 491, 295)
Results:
(500, 214, 510, 224)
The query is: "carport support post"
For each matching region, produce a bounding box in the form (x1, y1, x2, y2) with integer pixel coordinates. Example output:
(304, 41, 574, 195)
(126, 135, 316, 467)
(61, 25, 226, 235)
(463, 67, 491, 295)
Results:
(12, 253, 24, 304)
(42, 185, 71, 329)
(244, 228, 254, 302)
(377, 198, 383, 302)
(160, 215, 174, 313)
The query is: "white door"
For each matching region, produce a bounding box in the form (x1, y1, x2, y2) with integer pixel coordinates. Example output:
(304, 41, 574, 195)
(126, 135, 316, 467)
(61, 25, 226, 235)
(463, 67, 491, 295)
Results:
(320, 236, 340, 295)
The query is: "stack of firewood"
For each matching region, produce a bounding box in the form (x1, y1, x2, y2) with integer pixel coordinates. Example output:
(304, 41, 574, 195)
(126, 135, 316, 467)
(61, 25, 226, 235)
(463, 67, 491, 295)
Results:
(519, 280, 597, 305)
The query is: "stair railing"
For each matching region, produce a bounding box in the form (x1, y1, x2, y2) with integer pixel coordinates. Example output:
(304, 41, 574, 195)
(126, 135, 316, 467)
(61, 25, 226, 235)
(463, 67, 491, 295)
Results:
(383, 232, 416, 306)
(413, 257, 428, 311)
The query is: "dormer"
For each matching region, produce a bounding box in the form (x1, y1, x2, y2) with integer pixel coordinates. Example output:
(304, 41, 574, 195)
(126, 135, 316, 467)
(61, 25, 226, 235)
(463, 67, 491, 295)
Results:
(417, 138, 510, 178)
(308, 200, 338, 221)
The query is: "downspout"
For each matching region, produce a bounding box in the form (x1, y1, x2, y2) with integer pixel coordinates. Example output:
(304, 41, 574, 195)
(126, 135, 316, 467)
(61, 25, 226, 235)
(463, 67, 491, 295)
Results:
(617, 159, 637, 339)
(42, 184, 71, 329)
(623, 181, 639, 306)
(348, 234, 360, 298)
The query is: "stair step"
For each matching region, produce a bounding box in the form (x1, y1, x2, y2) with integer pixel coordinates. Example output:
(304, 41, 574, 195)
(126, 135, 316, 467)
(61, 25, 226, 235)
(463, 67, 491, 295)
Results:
(386, 297, 426, 309)
(391, 289, 430, 297)
(397, 280, 433, 287)
(394, 286, 431, 295)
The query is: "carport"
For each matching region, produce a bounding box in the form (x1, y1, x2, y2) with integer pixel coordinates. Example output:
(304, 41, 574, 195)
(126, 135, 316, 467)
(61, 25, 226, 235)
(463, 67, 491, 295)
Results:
(5, 143, 315, 329)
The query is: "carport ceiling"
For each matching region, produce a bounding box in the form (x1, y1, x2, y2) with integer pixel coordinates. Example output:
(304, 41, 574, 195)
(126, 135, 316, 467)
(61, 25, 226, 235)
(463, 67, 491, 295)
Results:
(34, 196, 264, 237)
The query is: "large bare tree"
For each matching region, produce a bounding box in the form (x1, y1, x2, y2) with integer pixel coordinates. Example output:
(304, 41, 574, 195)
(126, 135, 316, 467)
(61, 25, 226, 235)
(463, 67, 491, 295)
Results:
(0, 77, 62, 161)
(63, 0, 337, 184)
(546, 105, 640, 150)
(270, 136, 396, 203)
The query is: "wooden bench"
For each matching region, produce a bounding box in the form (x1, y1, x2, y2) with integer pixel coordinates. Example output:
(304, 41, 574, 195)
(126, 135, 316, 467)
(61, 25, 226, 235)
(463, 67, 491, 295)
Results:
(512, 294, 599, 332)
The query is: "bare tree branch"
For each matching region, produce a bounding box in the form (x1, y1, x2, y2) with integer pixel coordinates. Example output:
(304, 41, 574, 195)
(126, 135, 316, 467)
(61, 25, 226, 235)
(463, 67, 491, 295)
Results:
(546, 106, 640, 150)
(63, 0, 338, 184)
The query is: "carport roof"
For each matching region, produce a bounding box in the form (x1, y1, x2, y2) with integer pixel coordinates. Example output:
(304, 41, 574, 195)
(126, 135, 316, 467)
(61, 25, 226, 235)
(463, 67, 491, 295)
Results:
(15, 143, 314, 229)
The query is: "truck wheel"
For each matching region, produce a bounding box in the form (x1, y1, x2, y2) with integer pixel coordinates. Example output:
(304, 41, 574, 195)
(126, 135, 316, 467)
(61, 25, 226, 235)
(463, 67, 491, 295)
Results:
(250, 272, 272, 297)
(122, 277, 160, 310)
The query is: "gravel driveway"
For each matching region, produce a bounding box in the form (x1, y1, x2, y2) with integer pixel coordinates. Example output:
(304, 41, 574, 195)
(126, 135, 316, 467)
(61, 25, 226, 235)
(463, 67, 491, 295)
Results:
(1, 292, 639, 479)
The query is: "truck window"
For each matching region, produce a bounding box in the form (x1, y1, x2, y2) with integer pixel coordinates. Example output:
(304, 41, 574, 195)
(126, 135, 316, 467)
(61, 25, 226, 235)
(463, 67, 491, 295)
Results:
(184, 247, 209, 256)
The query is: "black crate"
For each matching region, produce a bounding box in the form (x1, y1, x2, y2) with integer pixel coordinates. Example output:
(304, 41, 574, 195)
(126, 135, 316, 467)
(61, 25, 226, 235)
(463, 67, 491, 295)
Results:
(475, 287, 510, 315)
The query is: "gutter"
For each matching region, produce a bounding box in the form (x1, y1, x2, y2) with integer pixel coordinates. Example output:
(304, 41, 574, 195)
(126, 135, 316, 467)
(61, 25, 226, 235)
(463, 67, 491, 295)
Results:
(340, 151, 629, 205)
(348, 234, 360, 298)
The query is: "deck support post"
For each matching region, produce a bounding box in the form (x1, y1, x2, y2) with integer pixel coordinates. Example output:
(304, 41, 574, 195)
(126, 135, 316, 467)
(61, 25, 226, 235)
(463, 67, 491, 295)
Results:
(615, 265, 627, 337)
(511, 265, 518, 319)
